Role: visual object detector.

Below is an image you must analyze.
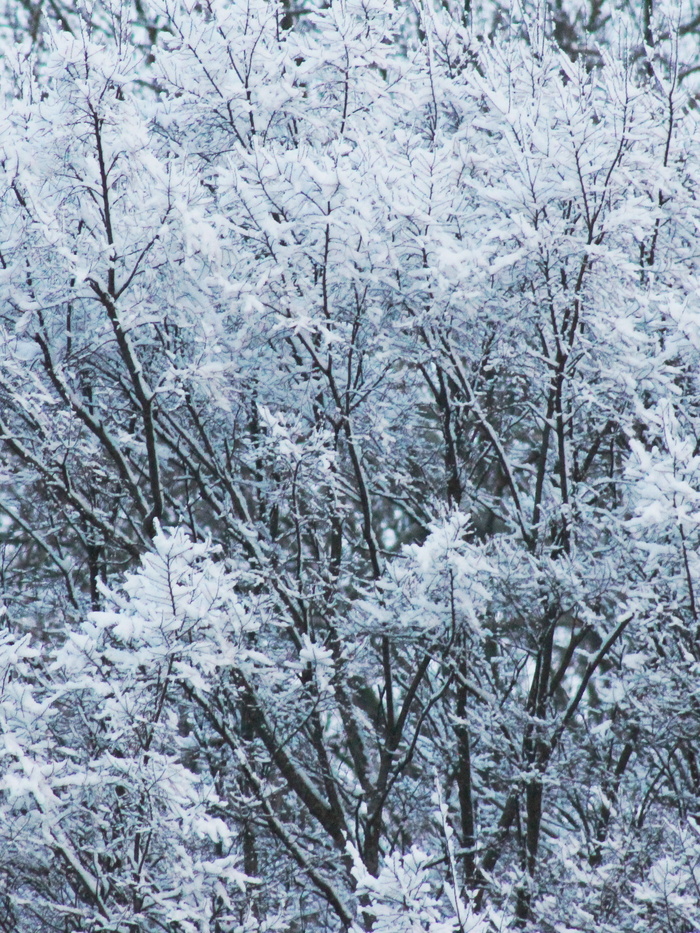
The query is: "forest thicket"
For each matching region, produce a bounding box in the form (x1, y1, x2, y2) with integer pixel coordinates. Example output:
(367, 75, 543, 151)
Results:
(1, 1, 700, 931)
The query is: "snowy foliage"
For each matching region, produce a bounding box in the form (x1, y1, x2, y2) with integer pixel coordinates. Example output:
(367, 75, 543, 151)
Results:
(2, 0, 700, 931)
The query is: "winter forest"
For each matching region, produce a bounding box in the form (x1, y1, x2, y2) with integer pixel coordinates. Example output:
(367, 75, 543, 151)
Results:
(3, 0, 700, 930)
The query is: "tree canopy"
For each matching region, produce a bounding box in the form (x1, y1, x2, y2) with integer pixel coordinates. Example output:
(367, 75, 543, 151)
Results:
(1, 1, 700, 931)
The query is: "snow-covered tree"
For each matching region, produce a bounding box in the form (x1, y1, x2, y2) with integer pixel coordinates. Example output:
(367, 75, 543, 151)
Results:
(2, 1, 700, 930)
